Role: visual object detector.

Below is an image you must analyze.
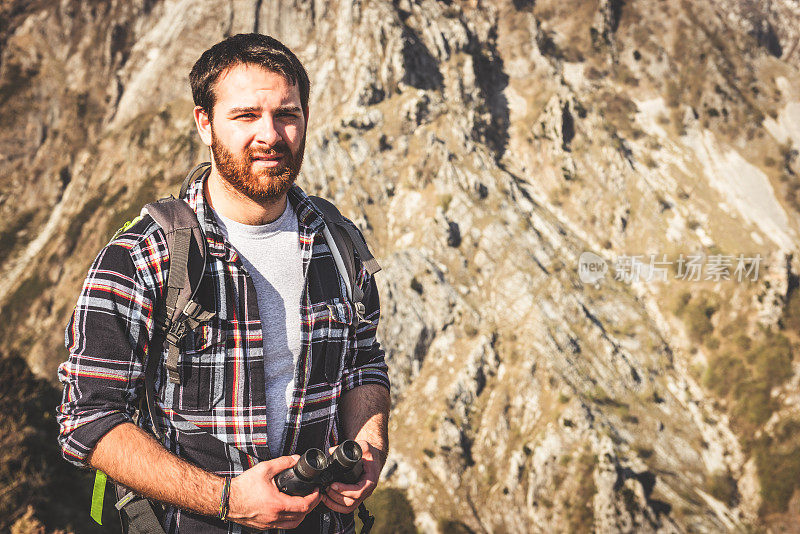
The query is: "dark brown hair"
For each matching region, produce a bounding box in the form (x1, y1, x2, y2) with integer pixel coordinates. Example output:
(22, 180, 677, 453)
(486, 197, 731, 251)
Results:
(190, 33, 310, 119)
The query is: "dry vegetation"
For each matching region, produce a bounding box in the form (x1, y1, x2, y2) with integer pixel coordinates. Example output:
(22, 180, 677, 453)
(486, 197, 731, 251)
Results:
(674, 287, 800, 517)
(356, 487, 418, 533)
(0, 352, 109, 533)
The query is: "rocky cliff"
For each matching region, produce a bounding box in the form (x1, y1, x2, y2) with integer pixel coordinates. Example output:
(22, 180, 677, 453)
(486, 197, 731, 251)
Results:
(1, 0, 799, 532)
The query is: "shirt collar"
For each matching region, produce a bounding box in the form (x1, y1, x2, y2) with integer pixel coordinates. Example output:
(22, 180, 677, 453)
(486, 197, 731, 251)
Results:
(182, 168, 326, 261)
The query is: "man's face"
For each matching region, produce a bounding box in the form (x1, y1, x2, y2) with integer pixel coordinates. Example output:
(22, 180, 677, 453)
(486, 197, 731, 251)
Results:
(203, 63, 307, 204)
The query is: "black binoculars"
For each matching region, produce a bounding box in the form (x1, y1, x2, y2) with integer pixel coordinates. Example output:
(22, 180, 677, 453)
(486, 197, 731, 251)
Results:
(274, 440, 364, 496)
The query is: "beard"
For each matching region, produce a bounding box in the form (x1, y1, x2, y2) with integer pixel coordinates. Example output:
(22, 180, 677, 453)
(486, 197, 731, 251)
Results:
(210, 131, 305, 204)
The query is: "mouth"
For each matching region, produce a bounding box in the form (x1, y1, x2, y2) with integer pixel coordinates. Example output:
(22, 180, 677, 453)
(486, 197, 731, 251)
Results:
(251, 151, 286, 167)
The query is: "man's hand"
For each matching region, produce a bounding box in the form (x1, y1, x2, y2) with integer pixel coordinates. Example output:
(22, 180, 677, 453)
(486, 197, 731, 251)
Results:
(327, 384, 390, 514)
(321, 440, 383, 513)
(228, 455, 322, 530)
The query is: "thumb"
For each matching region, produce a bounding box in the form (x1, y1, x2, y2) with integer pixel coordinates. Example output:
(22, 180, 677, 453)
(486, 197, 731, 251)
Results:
(261, 454, 301, 477)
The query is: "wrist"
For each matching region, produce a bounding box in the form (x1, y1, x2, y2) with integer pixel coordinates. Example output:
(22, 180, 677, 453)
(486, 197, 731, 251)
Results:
(217, 476, 232, 521)
(225, 476, 245, 522)
(374, 446, 388, 468)
(360, 440, 388, 470)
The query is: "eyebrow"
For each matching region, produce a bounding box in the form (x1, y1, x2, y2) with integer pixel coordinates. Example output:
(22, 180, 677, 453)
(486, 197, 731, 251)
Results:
(227, 106, 261, 116)
(227, 105, 303, 116)
(276, 105, 303, 114)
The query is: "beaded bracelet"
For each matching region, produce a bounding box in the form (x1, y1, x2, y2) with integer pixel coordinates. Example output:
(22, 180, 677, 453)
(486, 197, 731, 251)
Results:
(217, 476, 232, 521)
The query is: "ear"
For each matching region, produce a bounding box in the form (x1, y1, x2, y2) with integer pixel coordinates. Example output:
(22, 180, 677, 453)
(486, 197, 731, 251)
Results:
(302, 105, 310, 125)
(193, 106, 213, 147)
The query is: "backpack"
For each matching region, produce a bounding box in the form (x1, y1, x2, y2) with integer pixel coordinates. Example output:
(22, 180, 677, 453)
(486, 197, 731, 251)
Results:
(99, 162, 379, 534)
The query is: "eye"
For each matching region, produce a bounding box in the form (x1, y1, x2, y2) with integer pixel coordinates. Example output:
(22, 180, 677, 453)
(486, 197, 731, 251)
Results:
(235, 112, 257, 120)
(277, 110, 302, 120)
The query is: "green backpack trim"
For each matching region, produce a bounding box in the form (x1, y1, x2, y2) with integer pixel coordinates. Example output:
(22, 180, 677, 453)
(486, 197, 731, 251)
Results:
(110, 215, 144, 241)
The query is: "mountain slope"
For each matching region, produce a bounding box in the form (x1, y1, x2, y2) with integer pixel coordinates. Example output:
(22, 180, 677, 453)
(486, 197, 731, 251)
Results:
(0, 0, 799, 531)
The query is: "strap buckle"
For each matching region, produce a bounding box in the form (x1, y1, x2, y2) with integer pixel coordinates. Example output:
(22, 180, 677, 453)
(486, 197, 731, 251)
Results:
(164, 301, 215, 346)
(164, 300, 216, 385)
(165, 320, 187, 346)
(115, 491, 136, 511)
(354, 301, 374, 326)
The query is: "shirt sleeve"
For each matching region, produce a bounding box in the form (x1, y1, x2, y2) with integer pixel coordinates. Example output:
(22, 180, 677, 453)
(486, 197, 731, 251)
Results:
(56, 241, 157, 468)
(341, 230, 391, 394)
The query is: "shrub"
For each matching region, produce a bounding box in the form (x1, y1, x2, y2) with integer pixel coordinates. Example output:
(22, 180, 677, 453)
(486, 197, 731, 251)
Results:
(410, 277, 424, 295)
(437, 194, 453, 211)
(782, 289, 800, 333)
(750, 333, 793, 388)
(752, 436, 800, 516)
(566, 452, 597, 533)
(731, 380, 774, 429)
(704, 353, 745, 397)
(734, 334, 752, 351)
(707, 471, 738, 507)
(684, 294, 719, 343)
(673, 291, 692, 315)
(437, 519, 473, 533)
(358, 487, 417, 534)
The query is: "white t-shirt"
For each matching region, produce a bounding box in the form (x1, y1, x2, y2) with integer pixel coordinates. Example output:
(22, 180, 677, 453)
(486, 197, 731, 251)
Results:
(212, 200, 304, 458)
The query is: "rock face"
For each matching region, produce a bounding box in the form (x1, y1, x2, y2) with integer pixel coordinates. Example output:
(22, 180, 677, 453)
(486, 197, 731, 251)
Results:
(1, 0, 800, 532)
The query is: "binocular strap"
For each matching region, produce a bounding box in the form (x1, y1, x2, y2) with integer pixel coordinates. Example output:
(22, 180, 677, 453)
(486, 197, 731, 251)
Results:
(357, 503, 375, 534)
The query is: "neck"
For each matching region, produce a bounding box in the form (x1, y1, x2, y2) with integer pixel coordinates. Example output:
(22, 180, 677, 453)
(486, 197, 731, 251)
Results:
(204, 168, 288, 225)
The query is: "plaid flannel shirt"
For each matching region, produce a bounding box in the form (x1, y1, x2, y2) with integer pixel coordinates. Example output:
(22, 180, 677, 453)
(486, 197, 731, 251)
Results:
(56, 175, 390, 533)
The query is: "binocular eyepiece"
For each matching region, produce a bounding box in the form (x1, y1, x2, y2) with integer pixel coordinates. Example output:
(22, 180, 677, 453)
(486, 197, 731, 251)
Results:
(274, 440, 364, 496)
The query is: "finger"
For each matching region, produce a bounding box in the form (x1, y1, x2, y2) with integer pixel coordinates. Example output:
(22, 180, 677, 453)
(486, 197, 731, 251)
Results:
(275, 510, 306, 521)
(329, 479, 366, 492)
(309, 494, 323, 511)
(330, 478, 372, 498)
(325, 484, 364, 508)
(332, 487, 370, 505)
(323, 488, 349, 507)
(299, 488, 322, 507)
(272, 509, 313, 527)
(262, 454, 301, 477)
(321, 493, 354, 514)
(277, 488, 321, 513)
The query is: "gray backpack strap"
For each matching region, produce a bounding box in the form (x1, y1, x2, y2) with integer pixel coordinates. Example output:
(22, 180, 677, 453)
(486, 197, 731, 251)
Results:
(309, 196, 381, 276)
(179, 162, 211, 199)
(139, 197, 212, 444)
(115, 489, 167, 534)
(308, 196, 381, 317)
(144, 198, 213, 383)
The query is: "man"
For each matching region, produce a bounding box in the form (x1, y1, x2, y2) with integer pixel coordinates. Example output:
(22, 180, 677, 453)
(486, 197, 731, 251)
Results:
(57, 33, 390, 533)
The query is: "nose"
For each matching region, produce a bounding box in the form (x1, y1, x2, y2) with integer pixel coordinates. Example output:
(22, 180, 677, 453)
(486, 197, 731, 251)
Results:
(254, 115, 281, 147)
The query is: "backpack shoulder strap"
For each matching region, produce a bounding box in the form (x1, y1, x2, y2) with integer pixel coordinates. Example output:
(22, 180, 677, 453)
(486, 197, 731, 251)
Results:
(179, 162, 211, 199)
(309, 196, 381, 274)
(308, 196, 381, 316)
(140, 197, 213, 440)
(143, 198, 208, 321)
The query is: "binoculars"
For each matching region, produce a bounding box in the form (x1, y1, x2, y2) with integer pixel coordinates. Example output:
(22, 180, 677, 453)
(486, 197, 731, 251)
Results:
(274, 440, 364, 496)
